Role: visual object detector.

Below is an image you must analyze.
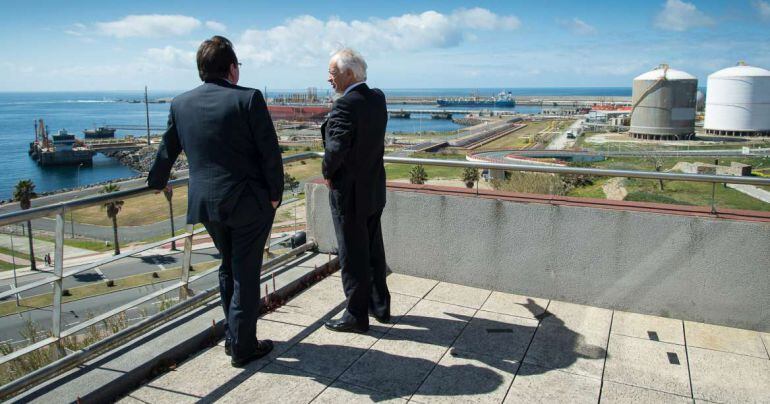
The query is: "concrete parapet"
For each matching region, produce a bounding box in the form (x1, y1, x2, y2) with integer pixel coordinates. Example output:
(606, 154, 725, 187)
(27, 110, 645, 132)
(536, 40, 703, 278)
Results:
(306, 182, 770, 331)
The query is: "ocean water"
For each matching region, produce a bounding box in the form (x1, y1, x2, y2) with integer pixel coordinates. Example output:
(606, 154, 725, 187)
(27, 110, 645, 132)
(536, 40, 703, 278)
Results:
(0, 87, 628, 199)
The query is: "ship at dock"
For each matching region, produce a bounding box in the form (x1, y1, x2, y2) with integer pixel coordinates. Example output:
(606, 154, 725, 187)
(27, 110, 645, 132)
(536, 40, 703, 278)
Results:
(29, 119, 93, 166)
(437, 91, 516, 108)
(83, 126, 116, 139)
(267, 105, 330, 122)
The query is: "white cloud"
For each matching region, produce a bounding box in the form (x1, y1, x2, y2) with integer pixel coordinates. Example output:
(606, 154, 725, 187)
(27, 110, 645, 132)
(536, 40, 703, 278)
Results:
(559, 18, 597, 35)
(145, 46, 196, 69)
(64, 22, 87, 36)
(97, 15, 201, 38)
(753, 0, 770, 20)
(205, 20, 227, 32)
(237, 8, 520, 67)
(452, 7, 520, 30)
(654, 0, 714, 31)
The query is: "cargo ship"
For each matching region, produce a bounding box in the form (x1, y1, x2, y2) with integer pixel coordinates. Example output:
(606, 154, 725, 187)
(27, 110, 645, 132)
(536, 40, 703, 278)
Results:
(437, 91, 516, 108)
(29, 119, 93, 166)
(267, 105, 330, 122)
(84, 126, 116, 139)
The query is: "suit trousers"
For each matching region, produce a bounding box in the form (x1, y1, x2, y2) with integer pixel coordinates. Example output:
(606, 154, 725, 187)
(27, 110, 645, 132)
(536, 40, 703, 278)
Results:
(331, 207, 391, 326)
(203, 196, 274, 360)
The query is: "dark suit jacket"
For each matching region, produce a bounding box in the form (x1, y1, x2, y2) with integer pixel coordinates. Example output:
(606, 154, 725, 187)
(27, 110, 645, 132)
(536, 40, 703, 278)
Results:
(148, 79, 284, 224)
(321, 83, 387, 218)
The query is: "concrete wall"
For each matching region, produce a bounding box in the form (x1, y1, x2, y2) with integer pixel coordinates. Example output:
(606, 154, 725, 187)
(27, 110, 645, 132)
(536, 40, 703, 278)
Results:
(306, 183, 770, 331)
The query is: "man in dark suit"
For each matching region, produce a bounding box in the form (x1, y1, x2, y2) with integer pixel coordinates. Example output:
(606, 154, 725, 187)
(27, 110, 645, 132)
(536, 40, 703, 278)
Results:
(322, 48, 390, 334)
(148, 36, 283, 366)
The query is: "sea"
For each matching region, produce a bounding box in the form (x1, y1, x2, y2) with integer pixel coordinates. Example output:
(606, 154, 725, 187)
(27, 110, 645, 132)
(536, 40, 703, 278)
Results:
(0, 87, 633, 199)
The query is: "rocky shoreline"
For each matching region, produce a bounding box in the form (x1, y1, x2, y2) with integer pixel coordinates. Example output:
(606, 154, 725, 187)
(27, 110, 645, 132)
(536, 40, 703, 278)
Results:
(104, 146, 189, 173)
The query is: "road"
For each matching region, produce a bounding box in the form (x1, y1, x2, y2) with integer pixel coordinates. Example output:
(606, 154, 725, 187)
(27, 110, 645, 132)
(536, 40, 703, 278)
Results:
(0, 246, 220, 346)
(546, 119, 584, 150)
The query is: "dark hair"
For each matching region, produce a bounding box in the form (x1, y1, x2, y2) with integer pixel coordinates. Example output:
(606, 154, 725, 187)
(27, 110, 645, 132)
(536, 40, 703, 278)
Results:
(196, 36, 238, 81)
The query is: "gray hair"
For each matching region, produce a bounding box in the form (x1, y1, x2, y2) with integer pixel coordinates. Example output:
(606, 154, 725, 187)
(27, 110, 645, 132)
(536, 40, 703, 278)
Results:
(331, 48, 367, 82)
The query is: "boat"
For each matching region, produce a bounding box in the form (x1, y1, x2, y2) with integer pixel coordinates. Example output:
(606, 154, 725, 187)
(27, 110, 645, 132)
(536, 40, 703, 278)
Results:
(84, 126, 116, 139)
(267, 105, 331, 122)
(437, 91, 516, 108)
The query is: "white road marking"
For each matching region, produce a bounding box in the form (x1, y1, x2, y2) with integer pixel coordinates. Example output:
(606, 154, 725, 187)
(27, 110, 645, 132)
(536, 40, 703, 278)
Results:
(157, 264, 166, 271)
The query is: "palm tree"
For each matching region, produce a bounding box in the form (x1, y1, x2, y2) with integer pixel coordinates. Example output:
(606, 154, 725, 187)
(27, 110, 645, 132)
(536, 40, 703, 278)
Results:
(163, 172, 177, 250)
(101, 183, 124, 255)
(13, 180, 37, 271)
(409, 164, 428, 185)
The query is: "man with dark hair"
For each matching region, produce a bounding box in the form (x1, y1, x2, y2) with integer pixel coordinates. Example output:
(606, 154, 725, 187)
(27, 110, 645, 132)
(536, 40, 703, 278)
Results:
(322, 48, 390, 334)
(148, 35, 283, 367)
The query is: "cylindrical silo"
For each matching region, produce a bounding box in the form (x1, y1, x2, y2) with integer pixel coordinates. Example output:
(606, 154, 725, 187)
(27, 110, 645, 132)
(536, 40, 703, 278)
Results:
(629, 64, 698, 140)
(704, 63, 770, 137)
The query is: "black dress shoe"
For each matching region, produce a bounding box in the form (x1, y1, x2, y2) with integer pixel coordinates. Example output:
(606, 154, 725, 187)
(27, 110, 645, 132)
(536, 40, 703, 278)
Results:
(324, 319, 369, 334)
(230, 340, 273, 367)
(224, 339, 232, 356)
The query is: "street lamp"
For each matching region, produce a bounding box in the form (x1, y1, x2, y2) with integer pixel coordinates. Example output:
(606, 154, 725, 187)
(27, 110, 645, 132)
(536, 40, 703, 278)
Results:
(9, 230, 19, 306)
(71, 163, 83, 238)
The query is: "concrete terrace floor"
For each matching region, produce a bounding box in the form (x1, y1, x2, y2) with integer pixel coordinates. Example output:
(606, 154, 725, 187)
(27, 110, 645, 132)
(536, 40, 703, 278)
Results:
(121, 271, 770, 403)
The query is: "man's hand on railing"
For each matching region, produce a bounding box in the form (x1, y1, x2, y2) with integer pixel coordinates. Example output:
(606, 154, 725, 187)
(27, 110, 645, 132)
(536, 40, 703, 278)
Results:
(154, 184, 172, 195)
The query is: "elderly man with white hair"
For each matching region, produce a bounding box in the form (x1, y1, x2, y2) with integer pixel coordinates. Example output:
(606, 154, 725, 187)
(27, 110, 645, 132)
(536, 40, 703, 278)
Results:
(322, 48, 391, 333)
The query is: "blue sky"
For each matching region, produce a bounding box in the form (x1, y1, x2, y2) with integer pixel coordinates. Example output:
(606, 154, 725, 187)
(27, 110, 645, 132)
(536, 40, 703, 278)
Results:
(0, 0, 768, 91)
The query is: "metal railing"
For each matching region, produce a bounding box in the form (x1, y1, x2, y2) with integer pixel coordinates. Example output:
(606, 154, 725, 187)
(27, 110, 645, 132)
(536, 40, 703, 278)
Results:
(1, 150, 768, 398)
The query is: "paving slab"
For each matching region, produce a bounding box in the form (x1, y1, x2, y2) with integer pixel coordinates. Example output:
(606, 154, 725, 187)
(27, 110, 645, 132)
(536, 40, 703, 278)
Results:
(504, 363, 601, 404)
(262, 277, 346, 326)
(338, 336, 447, 398)
(522, 305, 609, 379)
(688, 346, 770, 403)
(412, 349, 519, 403)
(479, 291, 549, 320)
(611, 310, 684, 345)
(542, 300, 613, 336)
(276, 324, 381, 378)
(312, 381, 407, 403)
(452, 310, 538, 361)
(386, 273, 438, 298)
(600, 381, 694, 403)
(217, 363, 332, 403)
(387, 298, 476, 347)
(424, 281, 491, 309)
(124, 346, 249, 403)
(603, 334, 691, 397)
(685, 321, 769, 359)
(762, 333, 770, 357)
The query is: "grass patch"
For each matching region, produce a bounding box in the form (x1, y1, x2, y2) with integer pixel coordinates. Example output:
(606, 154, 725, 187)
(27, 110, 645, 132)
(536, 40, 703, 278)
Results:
(0, 245, 41, 262)
(623, 178, 770, 211)
(566, 179, 607, 199)
(284, 158, 322, 182)
(0, 260, 219, 317)
(35, 234, 114, 252)
(63, 186, 188, 227)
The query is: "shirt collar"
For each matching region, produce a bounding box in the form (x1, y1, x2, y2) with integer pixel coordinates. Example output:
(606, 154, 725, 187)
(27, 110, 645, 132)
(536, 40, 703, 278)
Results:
(343, 81, 366, 96)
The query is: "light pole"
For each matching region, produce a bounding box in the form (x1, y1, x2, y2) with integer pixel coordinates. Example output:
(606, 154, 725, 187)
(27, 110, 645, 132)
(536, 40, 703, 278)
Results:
(71, 163, 83, 238)
(10, 230, 19, 306)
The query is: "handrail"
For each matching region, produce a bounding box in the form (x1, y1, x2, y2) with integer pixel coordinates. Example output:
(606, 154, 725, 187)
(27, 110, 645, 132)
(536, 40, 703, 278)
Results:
(382, 155, 770, 186)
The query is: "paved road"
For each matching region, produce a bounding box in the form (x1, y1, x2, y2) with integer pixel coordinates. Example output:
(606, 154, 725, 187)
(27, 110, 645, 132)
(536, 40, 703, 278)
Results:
(0, 247, 221, 346)
(546, 119, 583, 150)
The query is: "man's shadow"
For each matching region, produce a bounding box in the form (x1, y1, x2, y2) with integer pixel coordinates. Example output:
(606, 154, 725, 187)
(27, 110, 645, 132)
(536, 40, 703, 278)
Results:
(196, 298, 606, 402)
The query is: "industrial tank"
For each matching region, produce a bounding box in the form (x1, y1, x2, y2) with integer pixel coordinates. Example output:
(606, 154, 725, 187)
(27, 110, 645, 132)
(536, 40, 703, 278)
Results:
(704, 63, 770, 137)
(629, 64, 698, 140)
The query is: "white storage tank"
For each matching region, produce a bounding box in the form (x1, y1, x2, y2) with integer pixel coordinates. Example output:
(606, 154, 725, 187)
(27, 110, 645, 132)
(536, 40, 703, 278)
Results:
(704, 63, 770, 137)
(629, 64, 698, 140)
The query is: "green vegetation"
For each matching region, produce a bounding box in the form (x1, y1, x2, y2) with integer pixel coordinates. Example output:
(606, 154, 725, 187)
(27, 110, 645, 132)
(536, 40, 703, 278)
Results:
(13, 179, 38, 271)
(409, 165, 428, 184)
(462, 167, 480, 188)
